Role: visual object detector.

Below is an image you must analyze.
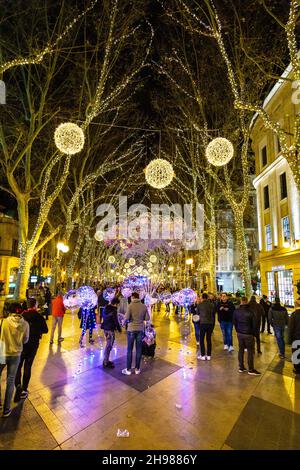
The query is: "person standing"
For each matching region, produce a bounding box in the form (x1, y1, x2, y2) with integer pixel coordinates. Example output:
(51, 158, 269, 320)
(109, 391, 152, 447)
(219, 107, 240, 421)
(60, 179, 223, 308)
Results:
(191, 297, 200, 346)
(122, 292, 150, 376)
(44, 287, 52, 321)
(268, 297, 289, 359)
(249, 296, 263, 354)
(288, 299, 300, 375)
(217, 293, 235, 352)
(14, 298, 48, 401)
(197, 293, 215, 361)
(50, 292, 66, 345)
(78, 305, 97, 347)
(260, 295, 272, 334)
(233, 296, 261, 376)
(0, 302, 29, 417)
(101, 298, 121, 368)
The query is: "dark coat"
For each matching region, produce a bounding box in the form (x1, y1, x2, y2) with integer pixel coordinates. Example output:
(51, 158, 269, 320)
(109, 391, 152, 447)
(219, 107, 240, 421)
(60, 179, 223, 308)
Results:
(101, 304, 121, 332)
(268, 303, 289, 329)
(288, 309, 300, 343)
(233, 304, 257, 336)
(196, 300, 215, 326)
(217, 300, 235, 323)
(248, 300, 264, 332)
(22, 308, 48, 349)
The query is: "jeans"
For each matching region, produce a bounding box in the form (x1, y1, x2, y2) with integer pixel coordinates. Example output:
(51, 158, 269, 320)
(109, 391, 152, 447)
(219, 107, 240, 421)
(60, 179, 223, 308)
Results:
(237, 333, 254, 370)
(254, 331, 261, 353)
(126, 331, 143, 370)
(15, 345, 38, 392)
(220, 321, 233, 347)
(273, 326, 285, 355)
(261, 314, 271, 333)
(103, 330, 115, 364)
(193, 322, 200, 343)
(50, 316, 63, 342)
(199, 324, 213, 357)
(0, 355, 21, 412)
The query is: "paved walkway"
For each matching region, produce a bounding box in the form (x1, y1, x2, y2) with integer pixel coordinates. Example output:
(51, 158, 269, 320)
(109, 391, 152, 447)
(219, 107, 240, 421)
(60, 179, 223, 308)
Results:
(1, 306, 299, 450)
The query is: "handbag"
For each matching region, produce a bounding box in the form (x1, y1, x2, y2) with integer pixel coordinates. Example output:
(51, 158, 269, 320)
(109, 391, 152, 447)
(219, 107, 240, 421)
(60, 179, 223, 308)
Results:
(0, 319, 6, 365)
(192, 314, 200, 322)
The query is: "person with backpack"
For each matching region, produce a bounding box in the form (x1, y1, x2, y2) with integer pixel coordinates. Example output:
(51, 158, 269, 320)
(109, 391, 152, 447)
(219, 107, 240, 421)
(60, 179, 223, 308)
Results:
(14, 298, 48, 401)
(268, 297, 289, 359)
(101, 298, 122, 368)
(0, 301, 29, 417)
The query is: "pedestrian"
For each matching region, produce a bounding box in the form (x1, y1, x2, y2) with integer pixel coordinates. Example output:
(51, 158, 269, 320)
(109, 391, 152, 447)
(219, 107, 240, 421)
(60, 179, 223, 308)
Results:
(217, 292, 235, 352)
(78, 304, 97, 347)
(268, 297, 289, 359)
(288, 299, 300, 375)
(0, 301, 29, 417)
(233, 296, 261, 376)
(197, 293, 215, 361)
(248, 295, 263, 354)
(14, 298, 48, 401)
(260, 295, 272, 334)
(44, 286, 52, 320)
(49, 292, 66, 345)
(101, 298, 121, 368)
(122, 292, 150, 376)
(191, 297, 200, 346)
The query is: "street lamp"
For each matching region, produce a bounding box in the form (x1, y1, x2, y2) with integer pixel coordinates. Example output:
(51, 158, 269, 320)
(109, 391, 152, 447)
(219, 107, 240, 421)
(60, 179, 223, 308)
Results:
(54, 242, 69, 293)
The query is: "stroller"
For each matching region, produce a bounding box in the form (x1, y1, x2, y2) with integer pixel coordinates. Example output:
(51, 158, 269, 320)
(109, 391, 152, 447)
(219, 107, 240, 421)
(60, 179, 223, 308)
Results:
(142, 323, 157, 358)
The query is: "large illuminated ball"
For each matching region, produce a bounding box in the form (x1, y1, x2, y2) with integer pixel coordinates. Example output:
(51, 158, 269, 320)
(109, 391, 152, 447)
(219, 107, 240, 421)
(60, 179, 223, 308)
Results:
(54, 122, 85, 155)
(129, 258, 136, 266)
(144, 293, 158, 306)
(161, 292, 172, 305)
(108, 255, 115, 264)
(77, 285, 98, 309)
(63, 290, 82, 312)
(145, 158, 174, 189)
(103, 287, 116, 302)
(205, 137, 234, 167)
(121, 287, 132, 298)
(171, 291, 181, 306)
(178, 288, 197, 306)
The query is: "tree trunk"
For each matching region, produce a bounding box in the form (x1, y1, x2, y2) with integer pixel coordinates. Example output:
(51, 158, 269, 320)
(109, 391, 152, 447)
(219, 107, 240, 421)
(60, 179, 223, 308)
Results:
(14, 244, 34, 299)
(233, 211, 252, 297)
(208, 222, 217, 294)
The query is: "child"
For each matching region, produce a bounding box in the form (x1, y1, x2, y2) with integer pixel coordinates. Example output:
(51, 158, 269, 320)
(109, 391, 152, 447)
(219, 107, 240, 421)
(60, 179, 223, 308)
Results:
(101, 298, 121, 368)
(142, 323, 156, 358)
(78, 305, 97, 347)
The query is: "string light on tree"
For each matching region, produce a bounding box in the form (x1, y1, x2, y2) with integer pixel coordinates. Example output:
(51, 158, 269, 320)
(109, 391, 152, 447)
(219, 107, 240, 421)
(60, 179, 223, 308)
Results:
(108, 255, 116, 264)
(205, 137, 234, 167)
(149, 255, 157, 263)
(129, 258, 136, 266)
(144, 159, 175, 189)
(54, 123, 85, 155)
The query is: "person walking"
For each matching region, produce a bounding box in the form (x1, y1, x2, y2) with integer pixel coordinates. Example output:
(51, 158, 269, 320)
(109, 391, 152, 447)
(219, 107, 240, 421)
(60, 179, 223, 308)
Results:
(78, 305, 97, 347)
(0, 302, 29, 417)
(217, 292, 235, 352)
(260, 295, 272, 334)
(268, 297, 289, 359)
(288, 299, 300, 375)
(50, 292, 66, 345)
(122, 292, 150, 376)
(14, 298, 48, 401)
(249, 295, 263, 354)
(101, 298, 122, 368)
(197, 293, 215, 361)
(44, 287, 52, 321)
(191, 297, 200, 346)
(233, 296, 261, 376)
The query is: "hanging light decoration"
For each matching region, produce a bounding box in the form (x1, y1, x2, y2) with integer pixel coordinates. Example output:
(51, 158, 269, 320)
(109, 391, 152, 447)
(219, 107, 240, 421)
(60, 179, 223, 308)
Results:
(149, 254, 157, 263)
(54, 122, 85, 155)
(108, 255, 115, 264)
(129, 258, 136, 266)
(76, 285, 98, 309)
(144, 158, 174, 189)
(147, 262, 153, 269)
(205, 137, 234, 167)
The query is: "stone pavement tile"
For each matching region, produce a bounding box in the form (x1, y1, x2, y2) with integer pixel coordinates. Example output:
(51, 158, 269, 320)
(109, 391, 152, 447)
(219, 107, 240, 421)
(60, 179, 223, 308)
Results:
(253, 371, 296, 413)
(52, 427, 72, 445)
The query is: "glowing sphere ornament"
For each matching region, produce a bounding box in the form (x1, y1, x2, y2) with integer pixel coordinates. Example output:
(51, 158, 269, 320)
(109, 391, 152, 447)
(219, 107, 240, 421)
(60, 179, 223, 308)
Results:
(149, 255, 157, 263)
(77, 285, 98, 309)
(178, 288, 197, 306)
(63, 290, 82, 312)
(161, 292, 172, 305)
(144, 293, 158, 306)
(129, 258, 136, 266)
(103, 287, 116, 302)
(121, 287, 132, 298)
(54, 122, 85, 155)
(145, 158, 174, 189)
(205, 137, 234, 167)
(108, 255, 115, 264)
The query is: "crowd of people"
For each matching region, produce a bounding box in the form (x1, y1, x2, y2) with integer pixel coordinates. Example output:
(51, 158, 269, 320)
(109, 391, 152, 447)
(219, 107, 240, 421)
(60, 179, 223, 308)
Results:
(0, 286, 300, 419)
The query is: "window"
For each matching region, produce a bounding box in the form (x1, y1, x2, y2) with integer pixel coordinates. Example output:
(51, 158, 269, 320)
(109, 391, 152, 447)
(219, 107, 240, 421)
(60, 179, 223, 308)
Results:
(11, 239, 19, 257)
(282, 216, 291, 244)
(280, 172, 287, 200)
(278, 270, 294, 307)
(264, 185, 270, 209)
(261, 145, 267, 167)
(276, 136, 281, 154)
(267, 272, 276, 303)
(265, 224, 272, 251)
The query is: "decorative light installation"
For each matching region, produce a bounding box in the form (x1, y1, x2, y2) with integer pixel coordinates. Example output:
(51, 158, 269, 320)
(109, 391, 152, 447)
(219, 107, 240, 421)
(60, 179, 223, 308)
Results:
(95, 230, 104, 241)
(144, 293, 158, 306)
(161, 292, 172, 305)
(103, 287, 116, 302)
(144, 158, 174, 189)
(147, 262, 153, 269)
(205, 137, 234, 167)
(54, 122, 85, 155)
(108, 255, 115, 264)
(129, 258, 136, 266)
(178, 288, 197, 306)
(121, 287, 132, 298)
(149, 254, 157, 263)
(77, 285, 98, 309)
(63, 289, 82, 312)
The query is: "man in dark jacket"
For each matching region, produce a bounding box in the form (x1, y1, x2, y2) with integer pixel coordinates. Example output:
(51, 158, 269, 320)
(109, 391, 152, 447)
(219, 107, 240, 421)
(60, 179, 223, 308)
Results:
(196, 293, 215, 361)
(101, 298, 121, 369)
(249, 296, 263, 354)
(14, 298, 48, 401)
(288, 299, 300, 374)
(233, 296, 260, 376)
(217, 293, 235, 352)
(260, 295, 272, 334)
(268, 297, 289, 359)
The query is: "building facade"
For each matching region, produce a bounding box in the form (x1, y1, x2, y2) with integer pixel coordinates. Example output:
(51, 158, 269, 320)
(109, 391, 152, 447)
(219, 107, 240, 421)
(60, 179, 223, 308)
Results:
(0, 213, 20, 296)
(252, 67, 300, 307)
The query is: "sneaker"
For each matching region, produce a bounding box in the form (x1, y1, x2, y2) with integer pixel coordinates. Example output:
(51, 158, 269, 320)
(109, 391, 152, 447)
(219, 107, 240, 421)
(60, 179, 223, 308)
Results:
(58, 337, 64, 342)
(14, 385, 22, 402)
(197, 355, 206, 361)
(122, 368, 132, 375)
(224, 345, 229, 350)
(248, 369, 261, 376)
(196, 342, 200, 346)
(239, 367, 247, 373)
(3, 409, 12, 418)
(135, 369, 141, 375)
(206, 356, 211, 361)
(228, 346, 234, 352)
(20, 390, 28, 400)
(279, 354, 286, 359)
(103, 361, 115, 369)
